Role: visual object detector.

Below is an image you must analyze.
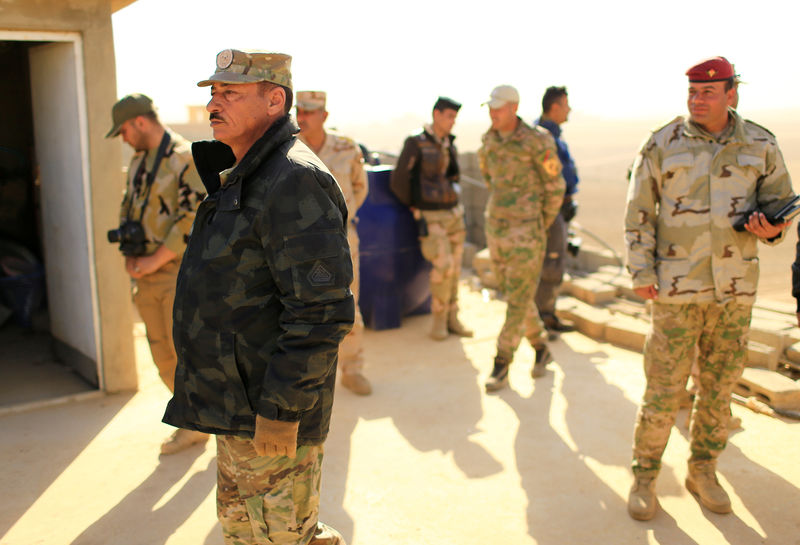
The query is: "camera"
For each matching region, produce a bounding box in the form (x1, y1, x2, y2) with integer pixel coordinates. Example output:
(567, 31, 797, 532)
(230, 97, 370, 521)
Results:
(107, 220, 147, 257)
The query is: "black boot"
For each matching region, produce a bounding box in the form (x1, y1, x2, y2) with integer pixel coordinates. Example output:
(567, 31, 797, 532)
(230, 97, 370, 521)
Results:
(485, 356, 511, 392)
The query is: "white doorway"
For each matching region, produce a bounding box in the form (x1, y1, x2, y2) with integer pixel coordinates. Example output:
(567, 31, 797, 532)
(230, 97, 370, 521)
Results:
(0, 32, 101, 407)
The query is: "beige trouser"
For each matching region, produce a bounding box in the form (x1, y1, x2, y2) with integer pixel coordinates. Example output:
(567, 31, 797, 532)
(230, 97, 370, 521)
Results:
(133, 260, 179, 391)
(339, 225, 364, 375)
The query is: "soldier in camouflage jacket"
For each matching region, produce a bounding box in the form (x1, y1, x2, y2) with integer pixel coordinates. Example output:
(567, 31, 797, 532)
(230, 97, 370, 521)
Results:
(164, 50, 352, 545)
(624, 57, 794, 522)
(478, 85, 565, 392)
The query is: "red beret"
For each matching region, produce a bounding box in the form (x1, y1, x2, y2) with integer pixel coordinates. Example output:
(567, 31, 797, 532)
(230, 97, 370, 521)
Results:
(686, 56, 735, 82)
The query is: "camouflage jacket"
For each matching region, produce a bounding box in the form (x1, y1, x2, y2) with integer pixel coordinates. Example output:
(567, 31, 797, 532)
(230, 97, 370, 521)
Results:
(478, 117, 565, 228)
(299, 131, 368, 221)
(625, 111, 794, 305)
(390, 127, 460, 210)
(163, 115, 355, 445)
(119, 129, 205, 257)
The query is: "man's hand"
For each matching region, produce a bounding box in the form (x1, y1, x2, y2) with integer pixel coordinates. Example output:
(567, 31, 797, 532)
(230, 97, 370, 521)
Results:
(634, 285, 659, 300)
(744, 212, 789, 239)
(127, 245, 178, 279)
(253, 415, 299, 458)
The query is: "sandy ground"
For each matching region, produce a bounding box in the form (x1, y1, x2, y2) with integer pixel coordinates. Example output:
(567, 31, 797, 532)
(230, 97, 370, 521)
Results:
(1, 284, 800, 545)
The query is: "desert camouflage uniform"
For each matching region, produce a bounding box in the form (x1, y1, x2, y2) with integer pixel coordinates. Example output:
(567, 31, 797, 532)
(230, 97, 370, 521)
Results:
(625, 111, 794, 476)
(478, 118, 565, 359)
(391, 125, 466, 316)
(119, 129, 204, 390)
(216, 437, 343, 545)
(300, 131, 367, 376)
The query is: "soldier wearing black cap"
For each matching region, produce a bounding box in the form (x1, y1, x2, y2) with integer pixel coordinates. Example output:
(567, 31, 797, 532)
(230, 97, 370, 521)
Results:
(625, 56, 794, 521)
(390, 96, 473, 341)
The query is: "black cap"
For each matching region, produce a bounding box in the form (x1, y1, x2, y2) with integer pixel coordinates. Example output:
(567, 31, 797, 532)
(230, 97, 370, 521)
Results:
(434, 96, 461, 112)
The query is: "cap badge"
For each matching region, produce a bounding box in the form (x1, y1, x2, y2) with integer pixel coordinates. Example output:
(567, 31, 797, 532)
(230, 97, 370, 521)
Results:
(707, 68, 716, 78)
(216, 49, 234, 70)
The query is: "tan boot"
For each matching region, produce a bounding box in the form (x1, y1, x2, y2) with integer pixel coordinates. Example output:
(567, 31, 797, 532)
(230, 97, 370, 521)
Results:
(160, 429, 209, 455)
(429, 312, 449, 341)
(447, 311, 473, 337)
(341, 372, 372, 396)
(686, 469, 732, 514)
(628, 475, 658, 520)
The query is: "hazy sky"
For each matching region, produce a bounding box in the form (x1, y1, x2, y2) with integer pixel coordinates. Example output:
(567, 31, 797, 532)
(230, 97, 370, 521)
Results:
(112, 0, 798, 149)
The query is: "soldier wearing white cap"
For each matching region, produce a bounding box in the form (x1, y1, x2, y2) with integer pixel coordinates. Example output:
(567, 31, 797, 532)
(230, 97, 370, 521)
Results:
(296, 90, 372, 396)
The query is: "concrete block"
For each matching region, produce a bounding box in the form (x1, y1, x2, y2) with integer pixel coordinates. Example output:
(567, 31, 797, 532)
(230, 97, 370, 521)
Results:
(564, 277, 618, 305)
(557, 297, 611, 340)
(746, 341, 779, 371)
(784, 341, 800, 365)
(735, 367, 800, 410)
(747, 322, 785, 353)
(604, 314, 649, 353)
(565, 245, 622, 273)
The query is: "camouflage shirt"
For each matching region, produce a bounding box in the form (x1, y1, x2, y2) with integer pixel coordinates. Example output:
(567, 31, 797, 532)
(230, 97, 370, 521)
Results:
(163, 115, 355, 445)
(119, 129, 205, 256)
(478, 117, 565, 227)
(299, 131, 368, 220)
(624, 111, 794, 305)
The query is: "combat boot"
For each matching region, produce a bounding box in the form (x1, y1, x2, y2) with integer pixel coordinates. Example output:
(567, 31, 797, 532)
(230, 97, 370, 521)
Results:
(627, 475, 657, 520)
(686, 469, 732, 514)
(341, 372, 372, 396)
(309, 522, 345, 545)
(447, 311, 473, 337)
(160, 428, 209, 455)
(485, 355, 510, 392)
(531, 344, 552, 378)
(429, 312, 449, 341)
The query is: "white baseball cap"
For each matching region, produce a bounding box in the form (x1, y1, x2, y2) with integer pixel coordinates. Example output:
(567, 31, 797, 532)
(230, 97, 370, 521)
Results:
(483, 85, 520, 108)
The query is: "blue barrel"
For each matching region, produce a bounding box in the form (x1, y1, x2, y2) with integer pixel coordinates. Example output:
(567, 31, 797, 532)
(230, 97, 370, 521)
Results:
(356, 166, 431, 330)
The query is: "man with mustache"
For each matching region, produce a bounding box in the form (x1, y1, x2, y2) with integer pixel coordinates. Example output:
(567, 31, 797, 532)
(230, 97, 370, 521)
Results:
(163, 50, 353, 544)
(625, 56, 794, 520)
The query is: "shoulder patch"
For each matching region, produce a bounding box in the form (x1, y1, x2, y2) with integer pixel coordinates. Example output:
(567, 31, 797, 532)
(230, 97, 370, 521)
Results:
(542, 149, 561, 177)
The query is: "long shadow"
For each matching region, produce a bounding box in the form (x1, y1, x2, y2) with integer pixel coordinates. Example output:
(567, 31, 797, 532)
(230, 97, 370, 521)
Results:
(711, 440, 800, 543)
(0, 392, 133, 536)
(322, 315, 503, 544)
(70, 449, 215, 545)
(499, 338, 697, 544)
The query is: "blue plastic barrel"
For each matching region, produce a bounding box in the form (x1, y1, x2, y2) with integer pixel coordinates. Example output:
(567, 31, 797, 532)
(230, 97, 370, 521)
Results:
(356, 166, 431, 330)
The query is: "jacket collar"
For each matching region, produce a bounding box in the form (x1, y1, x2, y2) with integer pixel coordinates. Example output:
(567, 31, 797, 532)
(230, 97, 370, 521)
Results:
(191, 114, 298, 194)
(536, 117, 561, 138)
(682, 108, 747, 145)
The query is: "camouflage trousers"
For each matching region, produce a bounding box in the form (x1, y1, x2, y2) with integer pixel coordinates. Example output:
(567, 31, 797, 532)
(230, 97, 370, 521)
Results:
(132, 259, 180, 392)
(419, 206, 466, 315)
(216, 435, 344, 545)
(339, 225, 364, 375)
(632, 300, 751, 477)
(486, 216, 547, 360)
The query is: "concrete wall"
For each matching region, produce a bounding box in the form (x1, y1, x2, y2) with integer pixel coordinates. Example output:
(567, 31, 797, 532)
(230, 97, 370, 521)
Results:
(1, 0, 138, 392)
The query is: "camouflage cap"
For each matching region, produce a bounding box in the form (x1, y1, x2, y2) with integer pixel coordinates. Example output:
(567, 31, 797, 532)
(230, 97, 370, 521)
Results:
(106, 93, 154, 138)
(197, 49, 292, 89)
(296, 91, 327, 111)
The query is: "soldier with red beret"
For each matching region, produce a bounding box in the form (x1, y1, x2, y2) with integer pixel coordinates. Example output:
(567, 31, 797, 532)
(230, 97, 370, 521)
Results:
(624, 56, 795, 520)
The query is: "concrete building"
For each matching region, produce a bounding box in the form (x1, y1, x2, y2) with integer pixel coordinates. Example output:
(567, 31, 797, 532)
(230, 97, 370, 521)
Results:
(1, 0, 141, 400)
